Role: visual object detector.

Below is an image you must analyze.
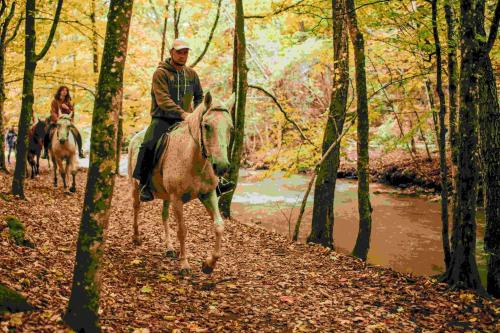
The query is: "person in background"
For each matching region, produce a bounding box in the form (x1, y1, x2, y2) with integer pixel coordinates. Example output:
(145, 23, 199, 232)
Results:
(43, 86, 85, 159)
(6, 126, 17, 164)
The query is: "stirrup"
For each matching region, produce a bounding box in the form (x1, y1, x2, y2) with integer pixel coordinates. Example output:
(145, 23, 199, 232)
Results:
(139, 184, 154, 202)
(216, 177, 235, 197)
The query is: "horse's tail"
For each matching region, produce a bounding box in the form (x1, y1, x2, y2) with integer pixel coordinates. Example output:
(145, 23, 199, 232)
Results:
(127, 129, 146, 182)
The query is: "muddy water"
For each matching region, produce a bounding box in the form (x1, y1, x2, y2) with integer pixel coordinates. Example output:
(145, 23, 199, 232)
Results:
(231, 170, 487, 283)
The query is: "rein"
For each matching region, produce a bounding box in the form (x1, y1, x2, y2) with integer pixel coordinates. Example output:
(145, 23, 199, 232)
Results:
(190, 107, 229, 160)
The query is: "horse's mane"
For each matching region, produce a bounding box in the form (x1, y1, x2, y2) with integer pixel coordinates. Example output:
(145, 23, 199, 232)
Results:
(174, 103, 205, 143)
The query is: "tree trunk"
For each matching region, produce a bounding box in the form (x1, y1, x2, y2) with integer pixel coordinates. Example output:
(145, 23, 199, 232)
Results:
(444, 1, 458, 172)
(347, 0, 372, 261)
(12, 0, 63, 198)
(64, 1, 134, 330)
(91, 0, 99, 75)
(432, 0, 451, 271)
(160, 0, 171, 60)
(0, 47, 7, 173)
(173, 0, 181, 39)
(219, 0, 247, 218)
(11, 0, 37, 198)
(307, 0, 348, 248)
(425, 79, 440, 147)
(476, 0, 500, 298)
(443, 0, 484, 293)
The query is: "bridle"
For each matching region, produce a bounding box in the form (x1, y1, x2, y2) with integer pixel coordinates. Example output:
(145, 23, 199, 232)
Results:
(197, 107, 230, 160)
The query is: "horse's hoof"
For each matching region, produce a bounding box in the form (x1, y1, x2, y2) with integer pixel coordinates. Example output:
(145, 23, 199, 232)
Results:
(69, 187, 76, 193)
(201, 262, 214, 275)
(165, 250, 177, 258)
(133, 237, 142, 246)
(179, 268, 192, 276)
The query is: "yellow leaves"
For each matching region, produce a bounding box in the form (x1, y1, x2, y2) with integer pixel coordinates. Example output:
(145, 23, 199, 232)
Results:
(130, 258, 142, 266)
(158, 273, 176, 283)
(140, 285, 152, 294)
(459, 292, 475, 304)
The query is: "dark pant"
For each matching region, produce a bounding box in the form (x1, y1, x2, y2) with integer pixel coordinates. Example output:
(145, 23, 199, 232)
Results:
(44, 124, 84, 154)
(133, 118, 177, 184)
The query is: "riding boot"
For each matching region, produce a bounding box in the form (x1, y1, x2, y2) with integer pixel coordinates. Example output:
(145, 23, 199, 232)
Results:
(133, 146, 154, 202)
(72, 128, 85, 158)
(43, 132, 50, 159)
(216, 177, 236, 197)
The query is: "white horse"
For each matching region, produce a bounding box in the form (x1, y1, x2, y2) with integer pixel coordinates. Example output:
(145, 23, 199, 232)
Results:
(128, 92, 233, 274)
(50, 113, 78, 192)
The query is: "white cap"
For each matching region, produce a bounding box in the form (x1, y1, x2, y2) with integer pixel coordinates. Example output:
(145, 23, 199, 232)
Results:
(172, 38, 190, 50)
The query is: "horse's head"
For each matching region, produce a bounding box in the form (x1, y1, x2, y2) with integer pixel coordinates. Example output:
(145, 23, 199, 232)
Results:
(32, 119, 46, 143)
(199, 92, 233, 177)
(56, 114, 73, 144)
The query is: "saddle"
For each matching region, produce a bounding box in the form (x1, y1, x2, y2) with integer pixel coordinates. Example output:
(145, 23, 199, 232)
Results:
(152, 122, 179, 170)
(153, 132, 170, 168)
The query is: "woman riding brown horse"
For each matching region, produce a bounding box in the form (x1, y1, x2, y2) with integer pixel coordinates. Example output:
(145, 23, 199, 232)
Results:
(43, 86, 84, 159)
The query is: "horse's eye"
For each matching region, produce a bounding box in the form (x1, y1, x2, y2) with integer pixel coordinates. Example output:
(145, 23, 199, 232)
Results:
(203, 123, 210, 131)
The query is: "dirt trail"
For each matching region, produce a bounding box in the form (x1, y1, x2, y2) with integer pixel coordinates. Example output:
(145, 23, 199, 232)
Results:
(0, 168, 498, 332)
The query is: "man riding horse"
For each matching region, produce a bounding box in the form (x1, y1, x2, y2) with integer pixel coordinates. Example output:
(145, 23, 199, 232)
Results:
(43, 86, 84, 159)
(133, 38, 233, 202)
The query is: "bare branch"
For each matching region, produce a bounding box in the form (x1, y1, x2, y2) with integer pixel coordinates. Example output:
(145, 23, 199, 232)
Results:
(5, 11, 23, 46)
(0, 0, 15, 46)
(35, 0, 64, 62)
(245, 0, 307, 19)
(487, 0, 500, 52)
(249, 84, 315, 147)
(190, 0, 222, 68)
(0, 0, 7, 19)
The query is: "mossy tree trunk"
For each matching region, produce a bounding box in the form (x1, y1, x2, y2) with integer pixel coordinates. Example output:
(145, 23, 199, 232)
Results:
(307, 0, 348, 248)
(476, 0, 500, 298)
(346, 0, 372, 261)
(219, 0, 247, 218)
(11, 0, 63, 198)
(431, 0, 451, 271)
(443, 0, 484, 293)
(0, 0, 19, 173)
(64, 1, 134, 331)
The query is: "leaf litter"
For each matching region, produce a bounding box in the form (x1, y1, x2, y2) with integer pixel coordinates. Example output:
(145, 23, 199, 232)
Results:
(0, 168, 499, 332)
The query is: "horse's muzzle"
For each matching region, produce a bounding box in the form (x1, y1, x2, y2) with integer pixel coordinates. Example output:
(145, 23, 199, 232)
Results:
(213, 163, 229, 177)
(59, 139, 66, 145)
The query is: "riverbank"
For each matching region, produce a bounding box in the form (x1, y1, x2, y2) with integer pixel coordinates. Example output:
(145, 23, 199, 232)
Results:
(0, 168, 499, 331)
(248, 149, 443, 193)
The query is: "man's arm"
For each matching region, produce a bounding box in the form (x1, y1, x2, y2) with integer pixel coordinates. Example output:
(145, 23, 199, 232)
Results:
(193, 72, 203, 108)
(153, 69, 188, 120)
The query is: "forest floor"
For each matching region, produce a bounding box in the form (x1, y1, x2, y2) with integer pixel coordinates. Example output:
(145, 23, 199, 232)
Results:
(1, 166, 499, 332)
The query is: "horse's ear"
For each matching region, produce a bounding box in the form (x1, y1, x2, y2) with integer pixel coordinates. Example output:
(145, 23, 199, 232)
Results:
(224, 93, 236, 110)
(204, 91, 212, 110)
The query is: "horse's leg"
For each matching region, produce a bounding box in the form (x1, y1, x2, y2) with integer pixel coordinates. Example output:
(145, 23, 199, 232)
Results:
(162, 200, 176, 257)
(56, 157, 65, 189)
(199, 190, 224, 274)
(36, 152, 40, 176)
(69, 157, 77, 193)
(132, 182, 141, 245)
(52, 156, 58, 187)
(172, 198, 190, 274)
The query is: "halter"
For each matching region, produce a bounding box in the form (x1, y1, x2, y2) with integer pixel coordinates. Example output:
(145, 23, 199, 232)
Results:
(197, 107, 229, 160)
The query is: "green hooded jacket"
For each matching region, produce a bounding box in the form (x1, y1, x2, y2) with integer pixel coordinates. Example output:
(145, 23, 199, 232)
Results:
(150, 59, 203, 121)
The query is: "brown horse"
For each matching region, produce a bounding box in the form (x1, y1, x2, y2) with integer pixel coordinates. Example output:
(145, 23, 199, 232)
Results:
(128, 92, 233, 274)
(27, 119, 47, 178)
(49, 114, 78, 192)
